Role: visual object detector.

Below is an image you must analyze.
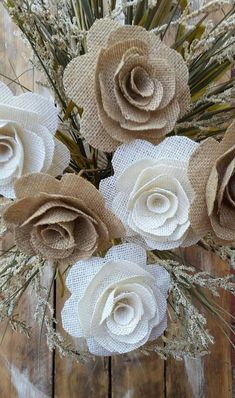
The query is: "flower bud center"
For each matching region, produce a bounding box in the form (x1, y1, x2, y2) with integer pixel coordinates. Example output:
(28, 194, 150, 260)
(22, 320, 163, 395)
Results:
(0, 140, 13, 163)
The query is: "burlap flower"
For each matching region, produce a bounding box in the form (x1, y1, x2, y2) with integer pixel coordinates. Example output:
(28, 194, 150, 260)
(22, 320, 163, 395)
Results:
(100, 137, 199, 250)
(63, 19, 190, 152)
(3, 173, 125, 265)
(189, 123, 235, 244)
(61, 243, 170, 356)
(0, 197, 14, 252)
(0, 82, 70, 198)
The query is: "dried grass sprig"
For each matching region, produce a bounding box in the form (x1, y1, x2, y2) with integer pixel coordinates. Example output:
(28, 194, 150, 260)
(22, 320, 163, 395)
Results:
(1, 0, 235, 362)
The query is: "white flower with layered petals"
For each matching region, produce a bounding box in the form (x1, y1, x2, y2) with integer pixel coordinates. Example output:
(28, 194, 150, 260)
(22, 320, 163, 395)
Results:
(61, 243, 170, 356)
(0, 82, 70, 198)
(100, 137, 199, 250)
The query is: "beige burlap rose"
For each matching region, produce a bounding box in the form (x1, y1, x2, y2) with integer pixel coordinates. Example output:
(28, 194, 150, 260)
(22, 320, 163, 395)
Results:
(189, 122, 235, 244)
(0, 197, 14, 251)
(3, 173, 125, 265)
(63, 19, 190, 152)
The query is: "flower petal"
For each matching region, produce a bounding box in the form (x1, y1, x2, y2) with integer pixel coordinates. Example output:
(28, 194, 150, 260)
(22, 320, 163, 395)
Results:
(9, 92, 58, 134)
(105, 243, 147, 269)
(61, 296, 84, 338)
(0, 82, 14, 103)
(47, 138, 70, 176)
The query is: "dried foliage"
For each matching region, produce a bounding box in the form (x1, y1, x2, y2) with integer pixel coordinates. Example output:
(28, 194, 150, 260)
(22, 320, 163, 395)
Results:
(0, 0, 235, 361)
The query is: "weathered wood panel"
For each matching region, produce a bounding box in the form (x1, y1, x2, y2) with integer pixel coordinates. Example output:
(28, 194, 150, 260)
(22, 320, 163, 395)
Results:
(55, 288, 110, 398)
(111, 351, 165, 397)
(0, 290, 54, 398)
(0, 7, 53, 398)
(166, 247, 232, 398)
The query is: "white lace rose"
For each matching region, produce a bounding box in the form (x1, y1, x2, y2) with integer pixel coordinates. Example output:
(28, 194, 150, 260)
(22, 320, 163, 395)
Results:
(61, 243, 170, 356)
(0, 82, 70, 198)
(100, 137, 199, 250)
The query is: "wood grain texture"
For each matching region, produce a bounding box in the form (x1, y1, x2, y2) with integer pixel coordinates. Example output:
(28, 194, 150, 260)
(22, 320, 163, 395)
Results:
(166, 247, 232, 398)
(54, 288, 109, 398)
(111, 350, 165, 398)
(0, 3, 233, 398)
(0, 6, 53, 398)
(0, 290, 54, 398)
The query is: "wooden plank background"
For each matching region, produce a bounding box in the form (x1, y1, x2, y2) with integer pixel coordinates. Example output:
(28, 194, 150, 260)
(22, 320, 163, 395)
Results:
(0, 4, 232, 398)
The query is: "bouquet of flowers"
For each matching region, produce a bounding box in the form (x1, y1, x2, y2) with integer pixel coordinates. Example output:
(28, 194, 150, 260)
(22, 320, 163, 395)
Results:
(0, 0, 235, 361)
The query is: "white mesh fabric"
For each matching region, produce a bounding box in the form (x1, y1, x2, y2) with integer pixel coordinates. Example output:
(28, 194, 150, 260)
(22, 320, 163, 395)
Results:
(61, 243, 170, 356)
(9, 92, 58, 134)
(32, 125, 55, 172)
(105, 243, 147, 267)
(61, 257, 104, 337)
(0, 104, 42, 131)
(99, 137, 199, 250)
(66, 256, 105, 296)
(148, 265, 170, 296)
(0, 82, 70, 198)
(149, 314, 167, 341)
(48, 138, 71, 177)
(0, 82, 14, 103)
(87, 337, 112, 356)
(112, 136, 198, 178)
(20, 128, 46, 173)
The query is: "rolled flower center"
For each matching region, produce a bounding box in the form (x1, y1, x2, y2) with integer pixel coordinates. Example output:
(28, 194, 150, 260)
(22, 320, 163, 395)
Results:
(130, 67, 154, 98)
(130, 187, 179, 217)
(39, 221, 75, 250)
(0, 140, 13, 163)
(106, 290, 144, 329)
(226, 173, 235, 206)
(146, 192, 171, 214)
(41, 226, 68, 244)
(113, 303, 135, 325)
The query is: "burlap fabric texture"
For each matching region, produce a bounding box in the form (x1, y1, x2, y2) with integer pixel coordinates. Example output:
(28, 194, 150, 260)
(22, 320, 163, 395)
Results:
(189, 122, 235, 245)
(3, 173, 125, 265)
(63, 18, 190, 152)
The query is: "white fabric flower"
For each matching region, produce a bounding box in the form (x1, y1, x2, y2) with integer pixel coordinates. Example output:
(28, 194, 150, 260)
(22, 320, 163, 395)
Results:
(0, 82, 70, 198)
(100, 137, 199, 250)
(61, 243, 170, 356)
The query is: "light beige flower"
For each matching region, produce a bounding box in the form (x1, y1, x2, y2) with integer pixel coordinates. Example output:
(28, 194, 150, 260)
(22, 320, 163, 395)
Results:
(189, 122, 235, 244)
(100, 137, 199, 250)
(0, 82, 70, 198)
(61, 243, 170, 356)
(3, 173, 125, 265)
(63, 19, 190, 152)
